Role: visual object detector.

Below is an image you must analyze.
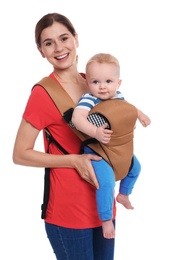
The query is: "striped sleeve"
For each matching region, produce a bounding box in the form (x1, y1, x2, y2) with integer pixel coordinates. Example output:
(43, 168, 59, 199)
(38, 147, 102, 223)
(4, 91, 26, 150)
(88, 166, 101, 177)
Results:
(76, 94, 100, 111)
(115, 90, 125, 100)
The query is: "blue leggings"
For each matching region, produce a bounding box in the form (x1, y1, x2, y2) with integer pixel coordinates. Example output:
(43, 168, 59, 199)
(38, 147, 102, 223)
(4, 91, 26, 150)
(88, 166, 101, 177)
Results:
(84, 147, 141, 221)
(45, 220, 115, 260)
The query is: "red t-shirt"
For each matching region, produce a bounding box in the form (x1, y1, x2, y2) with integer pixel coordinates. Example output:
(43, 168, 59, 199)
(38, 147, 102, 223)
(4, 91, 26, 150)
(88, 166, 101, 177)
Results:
(23, 73, 116, 228)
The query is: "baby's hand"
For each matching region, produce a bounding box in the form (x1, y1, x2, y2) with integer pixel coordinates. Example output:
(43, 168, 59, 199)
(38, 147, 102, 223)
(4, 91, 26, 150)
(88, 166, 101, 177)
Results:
(138, 112, 151, 127)
(95, 124, 113, 143)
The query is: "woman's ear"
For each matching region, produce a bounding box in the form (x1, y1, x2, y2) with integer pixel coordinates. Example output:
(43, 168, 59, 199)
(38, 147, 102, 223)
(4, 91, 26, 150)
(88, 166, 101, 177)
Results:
(75, 33, 79, 48)
(37, 47, 46, 58)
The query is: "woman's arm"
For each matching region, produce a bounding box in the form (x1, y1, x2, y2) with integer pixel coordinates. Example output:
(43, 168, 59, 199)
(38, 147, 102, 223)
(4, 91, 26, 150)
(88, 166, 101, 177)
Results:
(12, 119, 101, 188)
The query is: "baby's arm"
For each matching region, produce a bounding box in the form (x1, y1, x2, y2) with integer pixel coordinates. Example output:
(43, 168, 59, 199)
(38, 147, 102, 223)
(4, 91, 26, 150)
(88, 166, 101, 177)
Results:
(137, 109, 151, 127)
(116, 91, 151, 127)
(72, 108, 112, 143)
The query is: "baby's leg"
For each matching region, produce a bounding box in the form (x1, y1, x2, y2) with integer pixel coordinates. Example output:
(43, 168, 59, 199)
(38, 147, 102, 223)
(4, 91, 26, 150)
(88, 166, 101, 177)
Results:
(117, 155, 141, 209)
(102, 220, 115, 239)
(116, 193, 134, 209)
(90, 152, 115, 239)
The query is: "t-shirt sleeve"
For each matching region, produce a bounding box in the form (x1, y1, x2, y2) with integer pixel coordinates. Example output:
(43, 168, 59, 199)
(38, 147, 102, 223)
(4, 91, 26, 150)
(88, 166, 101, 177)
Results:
(23, 85, 60, 130)
(115, 90, 125, 100)
(75, 93, 96, 111)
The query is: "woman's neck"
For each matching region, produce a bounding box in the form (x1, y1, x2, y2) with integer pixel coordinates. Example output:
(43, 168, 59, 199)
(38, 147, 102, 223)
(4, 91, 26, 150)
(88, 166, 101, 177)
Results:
(53, 70, 88, 103)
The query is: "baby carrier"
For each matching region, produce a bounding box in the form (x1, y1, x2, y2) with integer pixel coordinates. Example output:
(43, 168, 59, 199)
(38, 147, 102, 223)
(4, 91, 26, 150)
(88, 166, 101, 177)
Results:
(33, 76, 138, 218)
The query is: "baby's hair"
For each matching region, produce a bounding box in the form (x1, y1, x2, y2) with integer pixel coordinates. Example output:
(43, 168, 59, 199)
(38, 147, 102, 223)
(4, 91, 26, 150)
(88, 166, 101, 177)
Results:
(86, 53, 120, 77)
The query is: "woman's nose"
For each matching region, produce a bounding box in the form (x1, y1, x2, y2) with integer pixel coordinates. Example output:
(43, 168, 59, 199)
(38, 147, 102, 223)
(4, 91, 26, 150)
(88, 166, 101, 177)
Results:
(54, 42, 63, 52)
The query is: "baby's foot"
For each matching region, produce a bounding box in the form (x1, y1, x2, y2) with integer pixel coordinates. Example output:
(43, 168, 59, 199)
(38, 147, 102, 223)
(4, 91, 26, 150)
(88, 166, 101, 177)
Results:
(102, 220, 115, 239)
(116, 193, 134, 210)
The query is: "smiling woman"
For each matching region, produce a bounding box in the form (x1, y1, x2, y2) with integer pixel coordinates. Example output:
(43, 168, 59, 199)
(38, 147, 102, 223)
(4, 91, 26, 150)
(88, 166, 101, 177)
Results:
(12, 12, 116, 260)
(1, 1, 171, 259)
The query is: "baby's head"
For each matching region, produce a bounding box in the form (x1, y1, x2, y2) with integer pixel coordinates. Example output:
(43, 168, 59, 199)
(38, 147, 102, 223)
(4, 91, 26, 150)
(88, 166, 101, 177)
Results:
(86, 53, 121, 100)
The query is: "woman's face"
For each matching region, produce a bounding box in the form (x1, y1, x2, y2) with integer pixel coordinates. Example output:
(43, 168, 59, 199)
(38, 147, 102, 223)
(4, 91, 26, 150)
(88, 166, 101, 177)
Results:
(38, 22, 79, 70)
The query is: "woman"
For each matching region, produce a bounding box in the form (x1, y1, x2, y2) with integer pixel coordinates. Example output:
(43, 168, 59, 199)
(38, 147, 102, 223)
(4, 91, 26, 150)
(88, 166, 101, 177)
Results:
(13, 13, 116, 259)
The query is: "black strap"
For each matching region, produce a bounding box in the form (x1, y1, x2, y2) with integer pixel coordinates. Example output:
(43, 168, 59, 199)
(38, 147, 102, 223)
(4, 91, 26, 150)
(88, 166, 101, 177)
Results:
(41, 129, 69, 219)
(41, 167, 51, 219)
(44, 128, 69, 155)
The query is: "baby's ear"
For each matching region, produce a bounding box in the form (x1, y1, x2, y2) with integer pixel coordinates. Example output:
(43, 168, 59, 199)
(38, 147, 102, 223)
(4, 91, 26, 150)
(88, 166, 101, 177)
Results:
(118, 79, 122, 88)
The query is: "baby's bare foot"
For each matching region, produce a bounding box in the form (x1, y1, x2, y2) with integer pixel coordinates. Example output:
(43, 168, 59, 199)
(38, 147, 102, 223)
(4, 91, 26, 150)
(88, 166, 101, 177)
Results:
(116, 193, 134, 210)
(102, 220, 115, 239)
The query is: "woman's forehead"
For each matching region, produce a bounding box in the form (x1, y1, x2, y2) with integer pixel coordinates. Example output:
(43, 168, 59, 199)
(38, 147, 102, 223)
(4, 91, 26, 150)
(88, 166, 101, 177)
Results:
(41, 22, 69, 39)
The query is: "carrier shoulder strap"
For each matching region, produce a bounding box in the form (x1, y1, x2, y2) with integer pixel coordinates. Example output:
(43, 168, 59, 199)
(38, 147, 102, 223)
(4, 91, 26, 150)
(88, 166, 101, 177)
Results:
(35, 76, 87, 142)
(36, 76, 75, 114)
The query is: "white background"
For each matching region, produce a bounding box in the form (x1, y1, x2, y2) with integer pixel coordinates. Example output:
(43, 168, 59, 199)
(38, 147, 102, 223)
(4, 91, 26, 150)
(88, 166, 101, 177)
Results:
(0, 0, 172, 259)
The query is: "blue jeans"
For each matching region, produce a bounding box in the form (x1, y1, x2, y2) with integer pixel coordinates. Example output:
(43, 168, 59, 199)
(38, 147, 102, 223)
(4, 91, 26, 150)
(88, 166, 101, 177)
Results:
(45, 221, 115, 260)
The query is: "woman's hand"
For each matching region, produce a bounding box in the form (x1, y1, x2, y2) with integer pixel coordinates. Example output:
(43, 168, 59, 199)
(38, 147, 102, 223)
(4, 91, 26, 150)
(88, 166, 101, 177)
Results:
(72, 153, 102, 189)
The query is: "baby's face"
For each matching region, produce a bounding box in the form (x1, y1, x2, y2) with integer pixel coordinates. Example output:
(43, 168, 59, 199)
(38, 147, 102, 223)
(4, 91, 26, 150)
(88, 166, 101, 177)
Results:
(86, 62, 121, 100)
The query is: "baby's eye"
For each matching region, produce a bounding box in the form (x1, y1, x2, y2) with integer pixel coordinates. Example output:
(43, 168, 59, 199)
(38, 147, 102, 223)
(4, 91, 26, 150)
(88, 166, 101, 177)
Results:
(106, 79, 112, 83)
(93, 80, 99, 84)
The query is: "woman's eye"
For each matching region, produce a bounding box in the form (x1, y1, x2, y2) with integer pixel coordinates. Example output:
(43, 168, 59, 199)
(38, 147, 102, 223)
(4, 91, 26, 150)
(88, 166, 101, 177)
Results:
(45, 41, 52, 46)
(61, 36, 68, 42)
